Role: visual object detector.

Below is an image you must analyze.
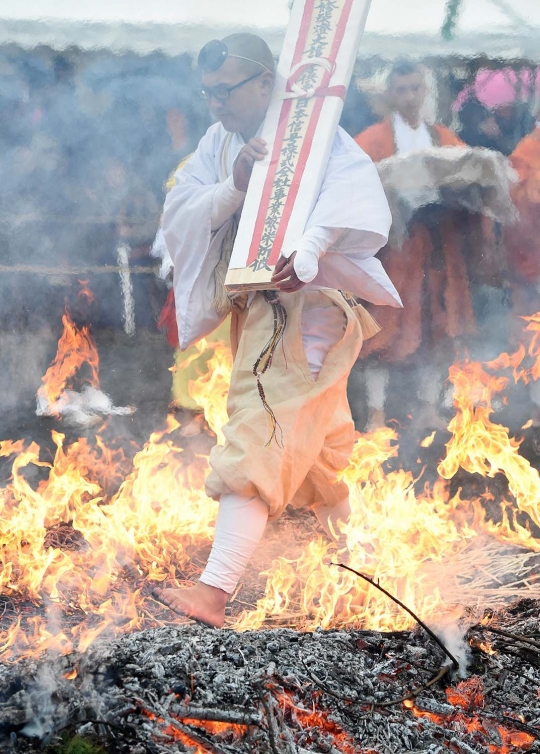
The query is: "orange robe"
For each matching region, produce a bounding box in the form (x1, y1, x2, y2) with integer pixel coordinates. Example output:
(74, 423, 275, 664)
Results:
(504, 127, 540, 317)
(354, 119, 479, 361)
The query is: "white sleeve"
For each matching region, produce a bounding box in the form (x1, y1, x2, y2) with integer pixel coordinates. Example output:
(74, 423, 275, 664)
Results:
(211, 175, 246, 231)
(282, 226, 343, 283)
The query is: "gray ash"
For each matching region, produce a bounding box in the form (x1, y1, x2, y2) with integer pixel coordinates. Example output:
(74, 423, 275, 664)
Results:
(1, 600, 540, 753)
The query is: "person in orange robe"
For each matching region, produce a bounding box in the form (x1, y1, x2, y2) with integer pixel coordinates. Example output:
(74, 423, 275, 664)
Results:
(354, 61, 491, 430)
(505, 122, 540, 315)
(504, 120, 540, 423)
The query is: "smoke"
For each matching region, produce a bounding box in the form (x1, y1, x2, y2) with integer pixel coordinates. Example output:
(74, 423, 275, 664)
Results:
(0, 46, 210, 428)
(20, 664, 59, 739)
(1, 41, 537, 437)
(0, 329, 54, 417)
(434, 620, 472, 679)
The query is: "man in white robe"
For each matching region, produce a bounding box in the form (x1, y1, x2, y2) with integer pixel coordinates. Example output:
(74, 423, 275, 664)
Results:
(156, 33, 399, 628)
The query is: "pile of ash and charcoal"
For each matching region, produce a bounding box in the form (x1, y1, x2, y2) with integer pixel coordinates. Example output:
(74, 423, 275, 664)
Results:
(2, 599, 540, 754)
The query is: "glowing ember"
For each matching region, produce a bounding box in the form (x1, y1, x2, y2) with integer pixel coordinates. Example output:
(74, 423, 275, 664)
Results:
(446, 676, 485, 710)
(277, 691, 372, 754)
(404, 678, 534, 753)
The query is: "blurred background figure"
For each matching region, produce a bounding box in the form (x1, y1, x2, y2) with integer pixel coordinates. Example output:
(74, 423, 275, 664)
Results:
(354, 61, 504, 432)
(503, 114, 540, 424)
(455, 68, 539, 155)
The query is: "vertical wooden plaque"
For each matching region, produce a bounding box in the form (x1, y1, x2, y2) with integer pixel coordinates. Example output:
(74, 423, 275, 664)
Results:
(225, 0, 372, 292)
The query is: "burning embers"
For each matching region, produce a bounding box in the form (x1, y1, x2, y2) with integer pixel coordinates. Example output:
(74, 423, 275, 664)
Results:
(0, 615, 539, 752)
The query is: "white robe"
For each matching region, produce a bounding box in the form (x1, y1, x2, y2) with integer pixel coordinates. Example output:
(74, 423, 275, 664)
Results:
(162, 122, 401, 351)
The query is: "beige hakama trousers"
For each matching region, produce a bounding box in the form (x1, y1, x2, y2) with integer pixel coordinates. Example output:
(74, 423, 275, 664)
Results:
(205, 288, 363, 520)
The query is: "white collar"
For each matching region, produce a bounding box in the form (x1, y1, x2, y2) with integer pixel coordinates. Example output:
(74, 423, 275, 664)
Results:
(392, 112, 432, 155)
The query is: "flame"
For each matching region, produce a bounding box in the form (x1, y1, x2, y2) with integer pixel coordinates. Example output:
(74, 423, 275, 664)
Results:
(438, 359, 540, 531)
(477, 639, 497, 655)
(0, 416, 217, 659)
(37, 311, 99, 410)
(420, 430, 437, 448)
(180, 337, 233, 444)
(2, 297, 540, 659)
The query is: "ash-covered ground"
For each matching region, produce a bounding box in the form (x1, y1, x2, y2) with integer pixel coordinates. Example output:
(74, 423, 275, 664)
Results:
(1, 600, 540, 754)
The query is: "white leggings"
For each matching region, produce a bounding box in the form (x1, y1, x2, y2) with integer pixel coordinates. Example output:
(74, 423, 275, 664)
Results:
(200, 299, 350, 594)
(200, 492, 351, 594)
(200, 492, 269, 594)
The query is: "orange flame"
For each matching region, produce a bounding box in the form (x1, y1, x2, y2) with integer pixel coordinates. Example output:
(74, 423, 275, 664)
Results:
(420, 430, 437, 448)
(2, 299, 540, 660)
(37, 312, 99, 408)
(0, 415, 217, 660)
(439, 359, 540, 531)
(181, 337, 233, 444)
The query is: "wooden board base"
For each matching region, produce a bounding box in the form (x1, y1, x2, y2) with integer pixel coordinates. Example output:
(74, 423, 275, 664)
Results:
(225, 266, 276, 293)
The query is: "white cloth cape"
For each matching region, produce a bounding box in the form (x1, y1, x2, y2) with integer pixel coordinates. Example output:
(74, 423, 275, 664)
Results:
(162, 122, 401, 351)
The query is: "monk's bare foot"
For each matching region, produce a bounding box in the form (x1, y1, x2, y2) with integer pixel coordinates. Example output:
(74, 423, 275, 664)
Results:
(153, 582, 228, 628)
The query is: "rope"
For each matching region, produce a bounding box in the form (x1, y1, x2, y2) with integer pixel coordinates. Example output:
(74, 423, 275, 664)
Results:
(252, 291, 287, 448)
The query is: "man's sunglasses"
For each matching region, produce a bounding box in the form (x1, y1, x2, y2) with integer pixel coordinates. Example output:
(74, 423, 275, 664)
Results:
(199, 72, 263, 102)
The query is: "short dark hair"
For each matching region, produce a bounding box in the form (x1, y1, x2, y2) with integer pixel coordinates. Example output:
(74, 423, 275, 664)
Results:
(387, 60, 423, 87)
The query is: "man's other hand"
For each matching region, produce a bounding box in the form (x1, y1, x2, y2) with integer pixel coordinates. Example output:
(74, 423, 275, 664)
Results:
(271, 252, 306, 293)
(232, 138, 267, 192)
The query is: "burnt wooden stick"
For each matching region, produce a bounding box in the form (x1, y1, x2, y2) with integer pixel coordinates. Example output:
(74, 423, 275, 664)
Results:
(173, 705, 262, 726)
(258, 687, 289, 754)
(497, 714, 540, 740)
(301, 651, 450, 708)
(332, 563, 459, 669)
(268, 692, 297, 754)
(448, 738, 477, 754)
(476, 625, 540, 651)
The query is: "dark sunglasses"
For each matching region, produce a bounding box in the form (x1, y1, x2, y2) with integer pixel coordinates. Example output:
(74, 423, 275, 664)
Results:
(199, 72, 263, 102)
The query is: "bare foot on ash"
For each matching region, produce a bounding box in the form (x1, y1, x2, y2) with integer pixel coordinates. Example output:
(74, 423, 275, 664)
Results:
(154, 582, 228, 628)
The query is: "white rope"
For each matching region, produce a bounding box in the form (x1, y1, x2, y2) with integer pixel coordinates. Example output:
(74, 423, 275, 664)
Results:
(279, 57, 336, 100)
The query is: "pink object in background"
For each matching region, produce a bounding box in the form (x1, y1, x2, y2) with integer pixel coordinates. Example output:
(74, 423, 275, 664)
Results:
(453, 68, 540, 112)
